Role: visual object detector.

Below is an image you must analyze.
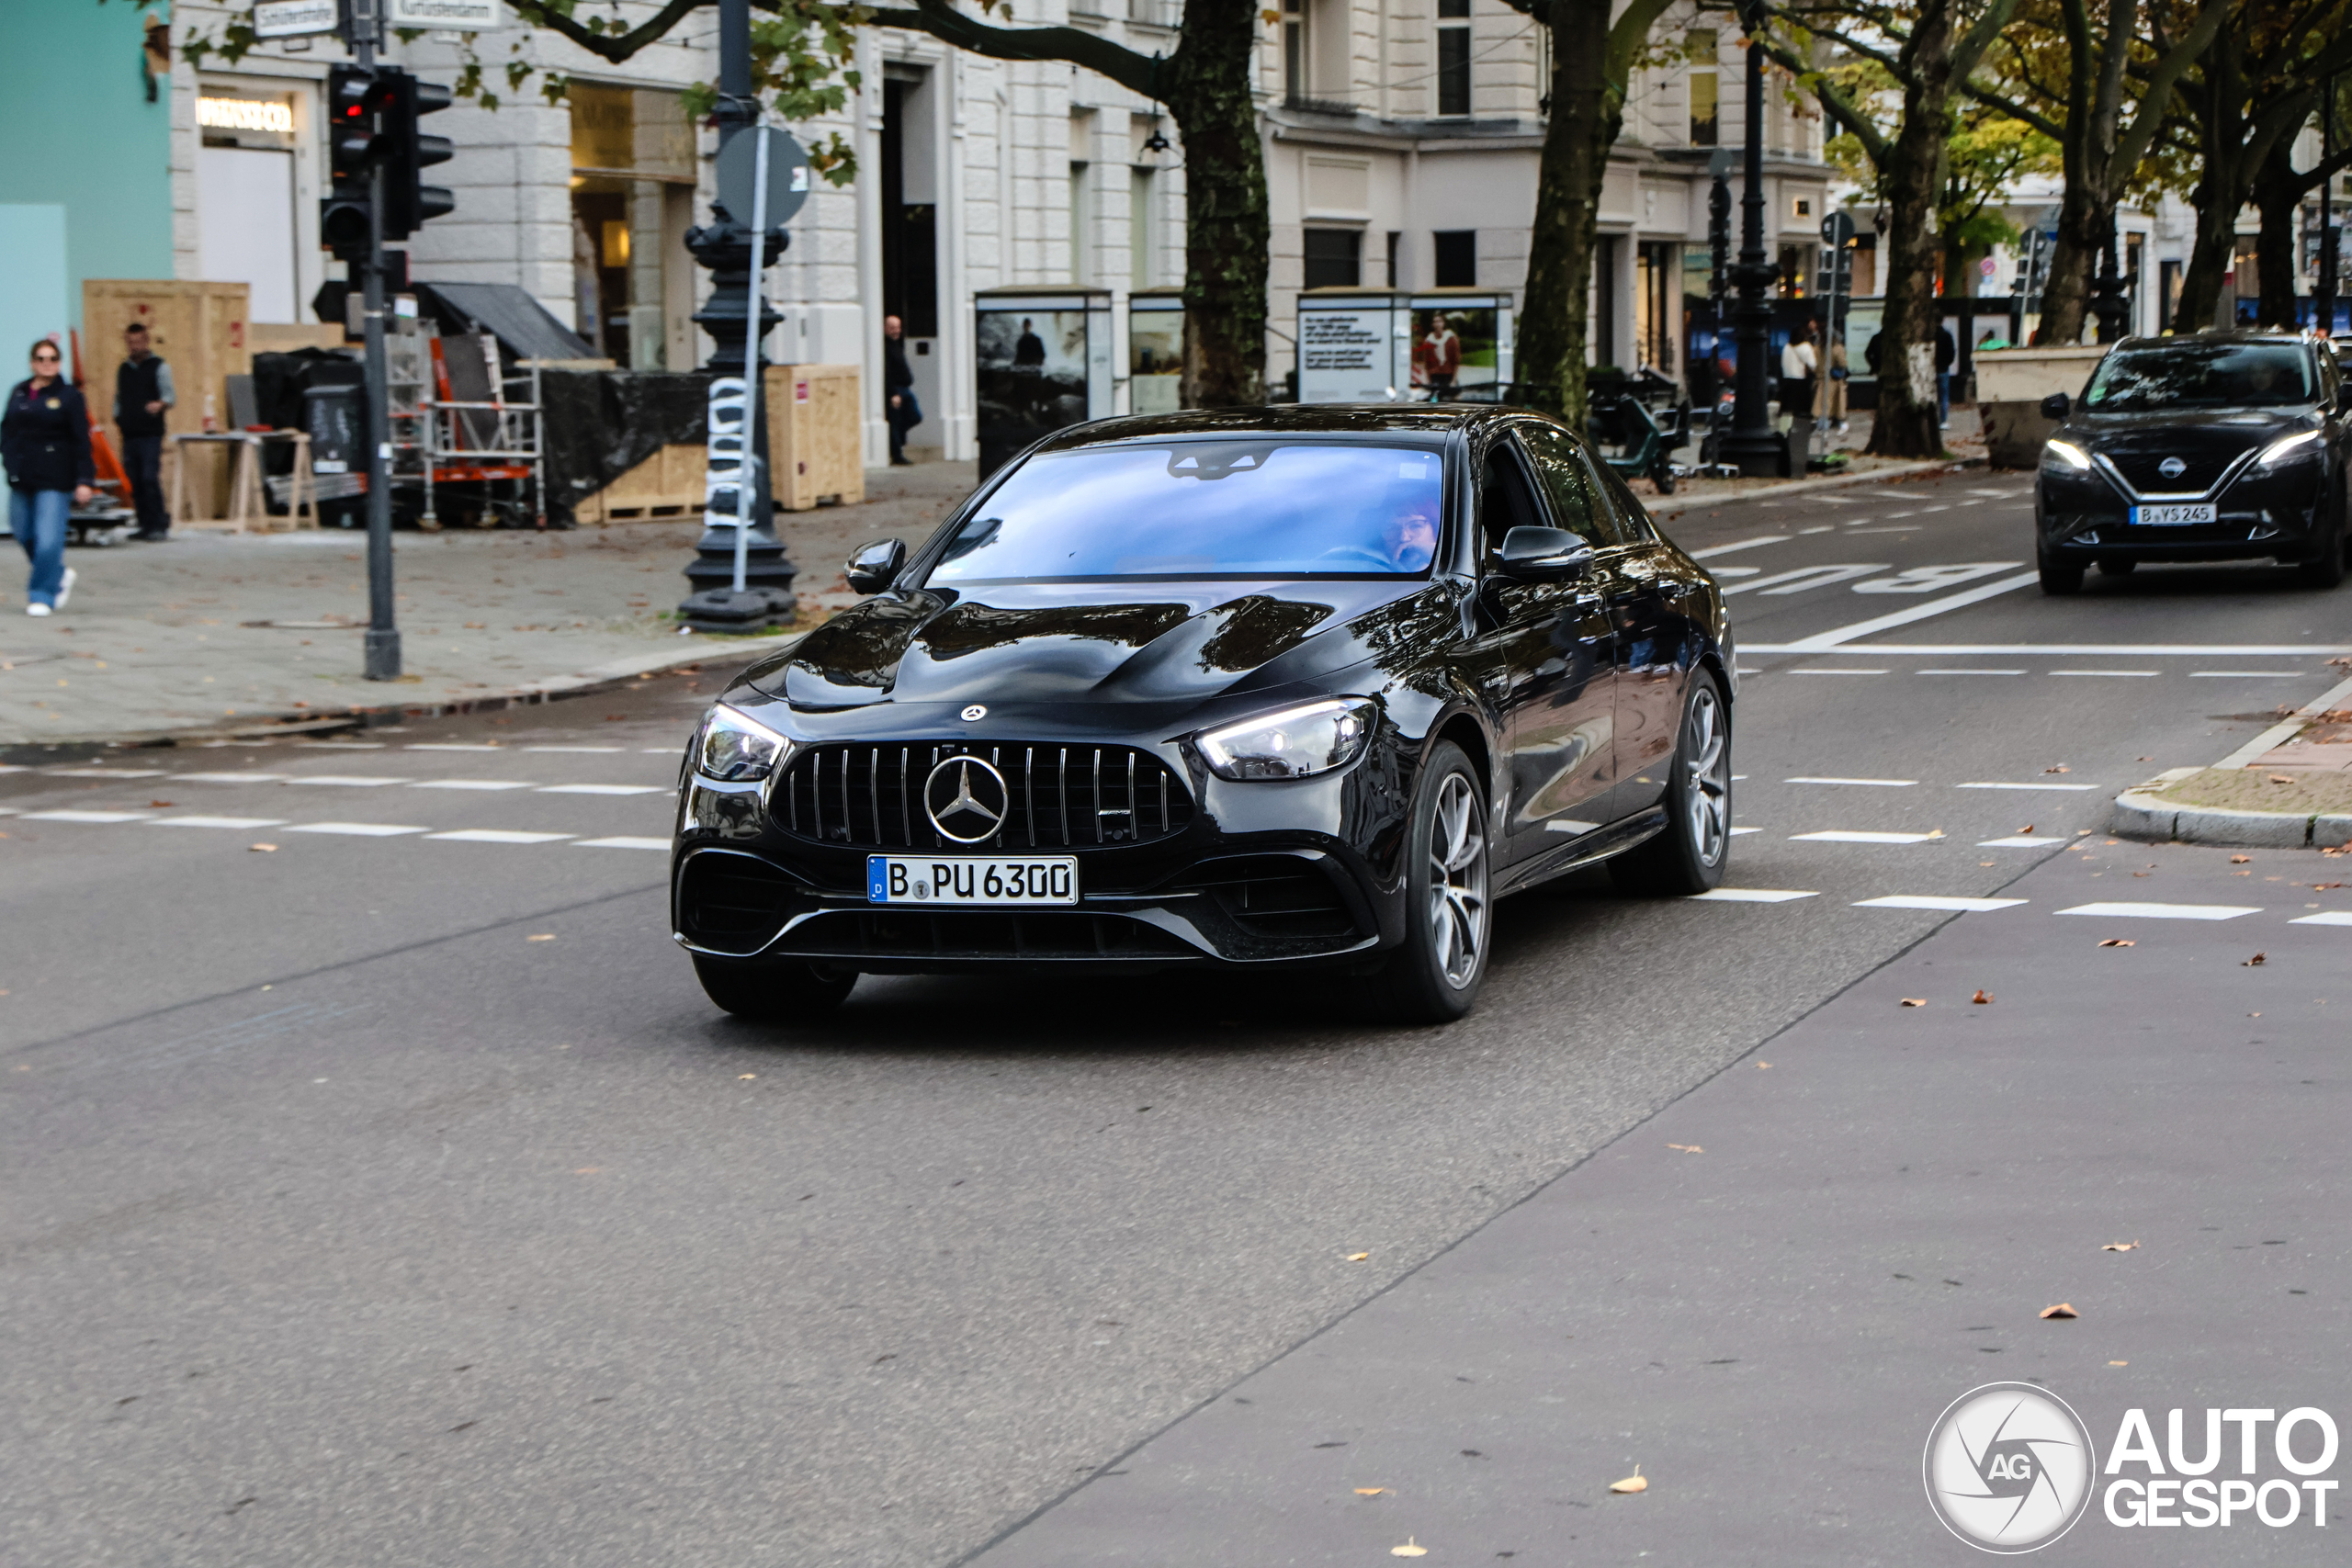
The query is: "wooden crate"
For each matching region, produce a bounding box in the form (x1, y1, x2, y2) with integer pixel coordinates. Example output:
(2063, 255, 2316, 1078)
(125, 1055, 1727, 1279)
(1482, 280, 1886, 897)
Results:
(82, 279, 252, 516)
(250, 322, 348, 355)
(573, 442, 707, 523)
(764, 363, 864, 511)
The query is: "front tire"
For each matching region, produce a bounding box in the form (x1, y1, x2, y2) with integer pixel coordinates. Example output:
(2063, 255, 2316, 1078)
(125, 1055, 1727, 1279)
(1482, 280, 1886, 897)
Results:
(2038, 546, 2085, 595)
(1610, 671, 1731, 897)
(2298, 521, 2348, 589)
(1365, 741, 1491, 1025)
(693, 953, 855, 1022)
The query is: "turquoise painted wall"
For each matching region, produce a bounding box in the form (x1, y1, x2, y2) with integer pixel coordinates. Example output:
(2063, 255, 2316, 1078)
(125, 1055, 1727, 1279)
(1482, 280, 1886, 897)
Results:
(0, 0, 176, 329)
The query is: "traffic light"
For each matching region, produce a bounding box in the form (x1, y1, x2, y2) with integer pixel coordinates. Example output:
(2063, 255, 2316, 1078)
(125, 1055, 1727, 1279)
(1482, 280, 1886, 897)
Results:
(321, 63, 379, 264)
(380, 72, 456, 241)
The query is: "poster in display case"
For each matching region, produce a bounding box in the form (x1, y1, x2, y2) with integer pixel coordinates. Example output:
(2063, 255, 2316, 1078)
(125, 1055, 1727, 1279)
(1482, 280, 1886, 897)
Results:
(1296, 288, 1410, 403)
(1407, 289, 1513, 400)
(1128, 289, 1184, 415)
(975, 287, 1113, 478)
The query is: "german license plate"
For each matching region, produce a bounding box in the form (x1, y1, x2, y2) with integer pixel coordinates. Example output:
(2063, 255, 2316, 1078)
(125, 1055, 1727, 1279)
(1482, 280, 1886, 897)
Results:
(2131, 502, 2215, 525)
(865, 854, 1078, 906)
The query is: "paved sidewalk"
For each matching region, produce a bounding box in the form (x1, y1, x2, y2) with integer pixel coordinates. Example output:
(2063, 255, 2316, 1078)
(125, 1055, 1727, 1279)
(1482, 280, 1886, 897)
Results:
(969, 840, 2352, 1566)
(0, 463, 975, 749)
(1628, 403, 1992, 507)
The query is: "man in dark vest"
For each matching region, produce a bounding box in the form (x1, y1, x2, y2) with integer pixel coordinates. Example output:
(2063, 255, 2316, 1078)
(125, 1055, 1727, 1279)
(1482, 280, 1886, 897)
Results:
(115, 321, 175, 539)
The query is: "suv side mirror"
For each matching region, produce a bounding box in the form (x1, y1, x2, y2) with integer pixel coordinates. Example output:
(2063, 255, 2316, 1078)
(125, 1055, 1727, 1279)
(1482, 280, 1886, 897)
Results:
(845, 536, 906, 595)
(2040, 391, 2071, 419)
(1497, 526, 1596, 581)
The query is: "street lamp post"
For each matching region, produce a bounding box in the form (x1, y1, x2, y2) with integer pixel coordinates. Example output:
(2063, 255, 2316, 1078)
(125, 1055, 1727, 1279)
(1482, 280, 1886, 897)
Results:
(2320, 73, 2341, 341)
(1720, 3, 1788, 478)
(676, 0, 797, 633)
(2088, 214, 2131, 344)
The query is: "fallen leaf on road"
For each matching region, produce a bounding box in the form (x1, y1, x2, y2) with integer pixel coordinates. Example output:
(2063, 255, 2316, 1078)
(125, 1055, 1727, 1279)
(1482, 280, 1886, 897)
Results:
(2017, 824, 2036, 835)
(148, 799, 174, 807)
(574, 1168, 601, 1174)
(1611, 1467, 1649, 1495)
(1901, 998, 1928, 1008)
(1973, 990, 1993, 1004)
(2269, 774, 2295, 784)
(1926, 829, 1946, 839)
(2312, 882, 2346, 891)
(1758, 1062, 1771, 1069)
(1354, 1487, 1390, 1495)
(2109, 1359, 2129, 1366)
(2045, 764, 2070, 774)
(2040, 1303, 2079, 1319)
(2232, 855, 2252, 864)
(2244, 953, 2267, 966)
(2102, 1241, 2140, 1252)
(738, 1073, 757, 1080)
(1346, 1252, 1370, 1262)
(1668, 1143, 1704, 1154)
(2098, 938, 2134, 947)
(527, 933, 555, 942)
(248, 843, 277, 852)
(1391, 1540, 1429, 1558)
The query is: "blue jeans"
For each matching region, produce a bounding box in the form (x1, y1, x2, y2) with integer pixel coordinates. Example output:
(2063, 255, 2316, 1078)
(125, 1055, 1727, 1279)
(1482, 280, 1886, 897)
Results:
(10, 487, 71, 606)
(1937, 372, 1951, 424)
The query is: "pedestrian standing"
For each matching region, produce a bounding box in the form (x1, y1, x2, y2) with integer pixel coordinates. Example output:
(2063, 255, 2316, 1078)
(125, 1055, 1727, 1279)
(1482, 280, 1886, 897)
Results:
(1935, 322, 1957, 428)
(1816, 334, 1849, 434)
(884, 314, 922, 467)
(115, 320, 175, 539)
(3, 340, 94, 616)
(1779, 321, 1817, 431)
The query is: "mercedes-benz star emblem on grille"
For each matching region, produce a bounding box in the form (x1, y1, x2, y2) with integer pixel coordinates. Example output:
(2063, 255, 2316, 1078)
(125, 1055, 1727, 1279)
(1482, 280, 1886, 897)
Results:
(962, 705, 988, 721)
(2158, 456, 2188, 479)
(924, 755, 1009, 843)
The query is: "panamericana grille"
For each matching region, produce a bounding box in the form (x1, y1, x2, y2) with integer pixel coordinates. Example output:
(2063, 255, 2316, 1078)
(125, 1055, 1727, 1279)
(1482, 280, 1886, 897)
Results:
(778, 741, 1194, 850)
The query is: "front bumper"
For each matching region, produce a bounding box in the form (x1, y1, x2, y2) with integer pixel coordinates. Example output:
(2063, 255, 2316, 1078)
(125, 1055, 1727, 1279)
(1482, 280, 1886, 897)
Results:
(2037, 459, 2332, 563)
(670, 733, 1412, 973)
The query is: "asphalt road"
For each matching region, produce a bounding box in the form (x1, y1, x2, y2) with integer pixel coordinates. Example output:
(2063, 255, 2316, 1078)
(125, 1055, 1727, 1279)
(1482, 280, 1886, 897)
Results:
(6, 465, 2349, 1566)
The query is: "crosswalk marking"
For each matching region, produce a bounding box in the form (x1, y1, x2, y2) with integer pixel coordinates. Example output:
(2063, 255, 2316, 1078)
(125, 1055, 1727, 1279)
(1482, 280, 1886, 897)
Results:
(147, 816, 287, 829)
(1792, 830, 1941, 844)
(424, 829, 576, 844)
(281, 822, 429, 837)
(2056, 901, 2260, 920)
(1854, 895, 2028, 912)
(1690, 888, 1818, 903)
(538, 784, 670, 795)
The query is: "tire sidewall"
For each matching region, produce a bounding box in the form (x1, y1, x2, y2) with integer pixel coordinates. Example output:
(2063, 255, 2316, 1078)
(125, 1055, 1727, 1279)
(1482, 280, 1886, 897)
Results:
(1659, 671, 1730, 892)
(1382, 740, 1489, 1021)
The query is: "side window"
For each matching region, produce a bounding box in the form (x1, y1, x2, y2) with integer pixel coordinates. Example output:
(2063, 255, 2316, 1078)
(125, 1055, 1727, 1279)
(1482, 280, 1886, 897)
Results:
(1588, 454, 1660, 546)
(1514, 422, 1618, 547)
(1476, 439, 1546, 565)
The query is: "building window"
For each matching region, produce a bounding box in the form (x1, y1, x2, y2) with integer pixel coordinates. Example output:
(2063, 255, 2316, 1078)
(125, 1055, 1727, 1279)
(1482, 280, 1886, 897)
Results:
(1436, 0, 1472, 117)
(1283, 0, 1308, 102)
(1433, 230, 1476, 287)
(1303, 228, 1363, 289)
(1777, 243, 1811, 298)
(1635, 240, 1677, 372)
(1131, 166, 1155, 288)
(1687, 29, 1718, 147)
(1385, 230, 1402, 288)
(2124, 231, 2144, 327)
(1069, 162, 1091, 283)
(2159, 257, 2182, 331)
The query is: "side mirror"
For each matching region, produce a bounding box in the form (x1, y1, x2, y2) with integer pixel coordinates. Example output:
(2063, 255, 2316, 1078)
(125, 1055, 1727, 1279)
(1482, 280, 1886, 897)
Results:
(845, 536, 906, 596)
(2336, 385, 2352, 415)
(1497, 526, 1596, 581)
(2040, 391, 2071, 419)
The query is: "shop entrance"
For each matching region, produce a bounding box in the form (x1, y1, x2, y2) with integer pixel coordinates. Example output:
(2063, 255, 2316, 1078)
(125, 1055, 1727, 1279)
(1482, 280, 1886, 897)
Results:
(881, 71, 942, 456)
(569, 85, 697, 369)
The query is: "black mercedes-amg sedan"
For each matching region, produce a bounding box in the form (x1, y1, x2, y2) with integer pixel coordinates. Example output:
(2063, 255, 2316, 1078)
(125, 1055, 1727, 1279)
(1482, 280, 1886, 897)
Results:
(671, 405, 1736, 1025)
(2035, 331, 2352, 592)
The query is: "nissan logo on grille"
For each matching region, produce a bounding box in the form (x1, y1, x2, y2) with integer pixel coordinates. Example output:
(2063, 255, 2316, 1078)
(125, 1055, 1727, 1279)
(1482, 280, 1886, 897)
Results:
(924, 755, 1009, 843)
(2158, 456, 2188, 479)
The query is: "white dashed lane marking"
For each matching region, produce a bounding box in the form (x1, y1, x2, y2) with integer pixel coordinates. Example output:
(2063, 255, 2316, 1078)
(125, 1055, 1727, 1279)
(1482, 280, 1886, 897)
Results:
(147, 816, 288, 830)
(2051, 670, 2158, 679)
(1979, 836, 2062, 847)
(538, 784, 672, 795)
(281, 822, 430, 837)
(1785, 776, 1917, 787)
(1690, 888, 1819, 903)
(47, 767, 167, 779)
(413, 779, 538, 791)
(1958, 782, 2098, 792)
(21, 810, 153, 823)
(575, 836, 671, 851)
(1791, 667, 1888, 675)
(424, 829, 576, 844)
(2292, 911, 2352, 926)
(1855, 895, 2028, 912)
(1916, 668, 2024, 675)
(2055, 902, 2262, 921)
(288, 775, 409, 787)
(1791, 830, 1943, 844)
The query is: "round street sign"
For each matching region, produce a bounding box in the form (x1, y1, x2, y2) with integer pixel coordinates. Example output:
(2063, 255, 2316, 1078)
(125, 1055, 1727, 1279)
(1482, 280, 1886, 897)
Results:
(715, 125, 813, 229)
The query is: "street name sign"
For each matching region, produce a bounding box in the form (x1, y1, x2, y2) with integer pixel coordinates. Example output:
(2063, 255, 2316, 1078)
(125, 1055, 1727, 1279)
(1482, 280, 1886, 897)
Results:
(387, 0, 504, 27)
(252, 0, 341, 38)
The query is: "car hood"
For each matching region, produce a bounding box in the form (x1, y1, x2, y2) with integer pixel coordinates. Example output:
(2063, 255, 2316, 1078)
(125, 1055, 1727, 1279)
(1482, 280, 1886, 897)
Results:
(745, 580, 1454, 712)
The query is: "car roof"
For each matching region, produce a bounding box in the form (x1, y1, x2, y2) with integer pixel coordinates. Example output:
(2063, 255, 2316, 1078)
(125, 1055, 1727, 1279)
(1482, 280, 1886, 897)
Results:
(1030, 403, 1520, 455)
(2108, 330, 2314, 351)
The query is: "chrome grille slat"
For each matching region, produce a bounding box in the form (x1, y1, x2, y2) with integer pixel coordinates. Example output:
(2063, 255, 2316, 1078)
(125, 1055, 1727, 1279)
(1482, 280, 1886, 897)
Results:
(778, 741, 1191, 851)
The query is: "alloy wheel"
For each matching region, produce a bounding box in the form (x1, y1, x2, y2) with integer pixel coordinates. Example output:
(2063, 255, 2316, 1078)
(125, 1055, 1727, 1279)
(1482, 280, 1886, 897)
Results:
(1426, 773, 1489, 988)
(1683, 684, 1729, 867)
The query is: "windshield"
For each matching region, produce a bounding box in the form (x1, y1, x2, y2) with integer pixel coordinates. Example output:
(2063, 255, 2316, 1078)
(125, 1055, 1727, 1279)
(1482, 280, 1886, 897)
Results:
(924, 442, 1447, 583)
(2083, 343, 2314, 412)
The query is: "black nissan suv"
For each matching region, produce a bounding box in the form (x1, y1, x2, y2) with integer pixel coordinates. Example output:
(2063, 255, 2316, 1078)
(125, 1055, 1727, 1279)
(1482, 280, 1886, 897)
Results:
(2034, 332, 2352, 592)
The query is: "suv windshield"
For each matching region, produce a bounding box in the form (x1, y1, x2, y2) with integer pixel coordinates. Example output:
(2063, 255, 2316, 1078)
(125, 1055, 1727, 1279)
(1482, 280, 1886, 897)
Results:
(2083, 342, 2314, 412)
(924, 441, 1447, 583)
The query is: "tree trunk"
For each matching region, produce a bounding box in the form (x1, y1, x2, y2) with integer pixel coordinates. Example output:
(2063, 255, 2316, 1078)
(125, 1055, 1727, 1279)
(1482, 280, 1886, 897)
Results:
(2038, 181, 2110, 345)
(2251, 141, 2306, 328)
(2174, 25, 2245, 333)
(1866, 19, 1954, 458)
(1515, 0, 1612, 426)
(1166, 0, 1269, 407)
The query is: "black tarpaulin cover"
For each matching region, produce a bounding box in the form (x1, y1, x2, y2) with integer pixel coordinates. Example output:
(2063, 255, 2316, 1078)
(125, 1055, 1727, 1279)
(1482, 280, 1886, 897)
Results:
(537, 368, 709, 524)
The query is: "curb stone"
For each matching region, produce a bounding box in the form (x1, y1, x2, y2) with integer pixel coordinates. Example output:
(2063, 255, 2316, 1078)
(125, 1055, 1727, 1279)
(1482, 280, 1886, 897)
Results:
(2109, 672, 2352, 850)
(1649, 456, 1988, 523)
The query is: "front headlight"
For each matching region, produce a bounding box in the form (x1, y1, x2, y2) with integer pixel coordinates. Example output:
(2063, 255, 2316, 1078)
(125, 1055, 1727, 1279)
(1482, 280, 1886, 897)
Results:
(1196, 697, 1377, 782)
(2041, 438, 2093, 472)
(2254, 430, 2324, 470)
(695, 704, 792, 782)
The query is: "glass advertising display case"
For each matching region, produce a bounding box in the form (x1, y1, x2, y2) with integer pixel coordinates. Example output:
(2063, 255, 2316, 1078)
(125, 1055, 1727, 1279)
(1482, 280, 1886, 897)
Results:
(974, 287, 1114, 478)
(1128, 288, 1184, 416)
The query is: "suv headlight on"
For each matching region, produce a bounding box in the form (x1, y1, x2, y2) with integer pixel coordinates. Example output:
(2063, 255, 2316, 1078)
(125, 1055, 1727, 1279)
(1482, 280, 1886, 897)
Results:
(2041, 438, 2093, 473)
(2253, 430, 2324, 471)
(1197, 697, 1377, 782)
(694, 704, 792, 782)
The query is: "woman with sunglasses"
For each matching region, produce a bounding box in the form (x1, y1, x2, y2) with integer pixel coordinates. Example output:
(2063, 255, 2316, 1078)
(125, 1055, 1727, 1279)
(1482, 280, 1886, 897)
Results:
(2, 339, 94, 615)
